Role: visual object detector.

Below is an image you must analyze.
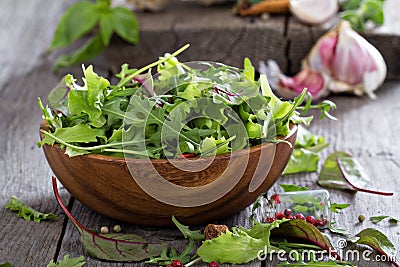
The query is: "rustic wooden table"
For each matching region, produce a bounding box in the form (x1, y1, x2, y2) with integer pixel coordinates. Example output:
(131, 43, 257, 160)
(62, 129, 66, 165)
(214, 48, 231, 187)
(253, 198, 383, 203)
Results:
(0, 1, 399, 266)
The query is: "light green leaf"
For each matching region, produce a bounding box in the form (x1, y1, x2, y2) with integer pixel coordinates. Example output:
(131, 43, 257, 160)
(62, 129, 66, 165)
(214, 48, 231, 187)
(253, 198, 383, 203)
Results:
(330, 203, 351, 213)
(280, 184, 310, 192)
(283, 148, 319, 175)
(4, 196, 57, 223)
(50, 1, 99, 50)
(196, 228, 268, 264)
(47, 254, 85, 267)
(243, 57, 255, 82)
(111, 7, 139, 44)
(45, 124, 106, 144)
(356, 228, 397, 260)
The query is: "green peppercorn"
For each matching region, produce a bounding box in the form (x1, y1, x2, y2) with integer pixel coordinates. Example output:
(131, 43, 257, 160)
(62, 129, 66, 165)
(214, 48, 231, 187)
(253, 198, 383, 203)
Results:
(358, 215, 365, 223)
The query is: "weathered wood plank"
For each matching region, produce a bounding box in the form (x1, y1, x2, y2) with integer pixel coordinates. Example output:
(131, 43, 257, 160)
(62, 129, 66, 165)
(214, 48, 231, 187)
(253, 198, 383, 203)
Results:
(0, 1, 79, 266)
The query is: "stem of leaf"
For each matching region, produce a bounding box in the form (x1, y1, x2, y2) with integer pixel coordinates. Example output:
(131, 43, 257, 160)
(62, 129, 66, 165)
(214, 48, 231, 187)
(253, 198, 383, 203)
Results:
(184, 257, 202, 267)
(117, 44, 190, 88)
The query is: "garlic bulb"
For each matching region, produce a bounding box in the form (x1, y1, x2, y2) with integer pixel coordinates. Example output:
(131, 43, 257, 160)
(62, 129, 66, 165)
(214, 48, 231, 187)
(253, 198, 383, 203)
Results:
(262, 20, 387, 100)
(289, 0, 338, 25)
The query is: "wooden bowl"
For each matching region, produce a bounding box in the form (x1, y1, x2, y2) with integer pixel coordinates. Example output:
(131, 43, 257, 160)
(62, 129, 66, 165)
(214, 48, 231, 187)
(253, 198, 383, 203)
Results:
(40, 121, 297, 226)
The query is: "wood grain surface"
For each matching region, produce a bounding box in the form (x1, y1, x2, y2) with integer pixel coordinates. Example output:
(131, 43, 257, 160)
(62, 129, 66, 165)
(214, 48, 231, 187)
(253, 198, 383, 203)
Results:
(0, 0, 399, 266)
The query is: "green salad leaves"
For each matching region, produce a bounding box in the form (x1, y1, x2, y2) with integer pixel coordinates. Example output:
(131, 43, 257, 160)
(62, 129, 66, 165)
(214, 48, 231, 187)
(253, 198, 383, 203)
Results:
(39, 45, 335, 160)
(4, 196, 57, 223)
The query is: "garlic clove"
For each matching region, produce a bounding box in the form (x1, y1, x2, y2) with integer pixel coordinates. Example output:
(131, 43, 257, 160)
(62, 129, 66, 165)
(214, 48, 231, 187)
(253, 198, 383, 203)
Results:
(329, 21, 387, 96)
(289, 0, 338, 25)
(277, 67, 330, 100)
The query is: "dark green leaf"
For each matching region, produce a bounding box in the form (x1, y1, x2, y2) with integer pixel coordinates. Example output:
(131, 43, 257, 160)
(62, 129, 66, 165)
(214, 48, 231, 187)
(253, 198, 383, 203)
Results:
(356, 228, 397, 262)
(111, 7, 139, 44)
(4, 196, 57, 222)
(0, 263, 14, 267)
(370, 215, 398, 224)
(370, 215, 389, 224)
(54, 34, 105, 70)
(280, 184, 310, 192)
(331, 203, 351, 213)
(172, 216, 204, 241)
(283, 148, 319, 175)
(53, 178, 166, 262)
(50, 1, 99, 50)
(47, 254, 85, 267)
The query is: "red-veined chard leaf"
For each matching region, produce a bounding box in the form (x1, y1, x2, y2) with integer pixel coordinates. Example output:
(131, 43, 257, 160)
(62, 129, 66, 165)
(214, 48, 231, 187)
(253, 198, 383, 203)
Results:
(271, 219, 340, 260)
(318, 151, 393, 196)
(355, 228, 399, 267)
(52, 177, 166, 262)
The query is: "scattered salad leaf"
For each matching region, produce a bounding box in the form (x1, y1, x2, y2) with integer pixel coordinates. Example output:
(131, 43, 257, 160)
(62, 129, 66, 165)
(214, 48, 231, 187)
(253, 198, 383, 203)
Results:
(355, 228, 398, 267)
(328, 227, 352, 237)
(337, 157, 393, 196)
(147, 238, 195, 265)
(196, 227, 271, 264)
(4, 196, 57, 223)
(0, 263, 14, 267)
(49, 0, 139, 69)
(283, 148, 320, 175)
(331, 203, 351, 213)
(280, 184, 310, 192)
(283, 125, 329, 175)
(47, 254, 85, 267)
(340, 0, 386, 32)
(52, 177, 166, 262)
(370, 215, 398, 224)
(172, 216, 204, 241)
(319, 151, 393, 196)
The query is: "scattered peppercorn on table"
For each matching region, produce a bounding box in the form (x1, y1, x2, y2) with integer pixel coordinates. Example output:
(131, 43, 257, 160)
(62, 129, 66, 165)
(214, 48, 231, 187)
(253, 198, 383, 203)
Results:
(0, 0, 399, 266)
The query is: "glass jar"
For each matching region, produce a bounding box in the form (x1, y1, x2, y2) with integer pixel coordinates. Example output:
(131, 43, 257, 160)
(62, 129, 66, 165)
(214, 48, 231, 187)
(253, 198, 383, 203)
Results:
(257, 189, 331, 228)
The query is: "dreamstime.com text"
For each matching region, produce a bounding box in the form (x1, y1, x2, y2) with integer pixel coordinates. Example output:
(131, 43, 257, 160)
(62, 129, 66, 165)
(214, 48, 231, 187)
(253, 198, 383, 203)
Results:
(257, 239, 397, 263)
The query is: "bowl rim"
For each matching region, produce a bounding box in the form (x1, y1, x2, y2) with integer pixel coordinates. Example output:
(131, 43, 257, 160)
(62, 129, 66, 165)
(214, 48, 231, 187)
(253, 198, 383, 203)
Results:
(40, 120, 297, 163)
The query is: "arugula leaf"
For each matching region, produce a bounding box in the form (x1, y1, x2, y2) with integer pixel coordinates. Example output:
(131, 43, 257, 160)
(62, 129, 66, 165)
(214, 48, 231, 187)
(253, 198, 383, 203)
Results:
(355, 228, 398, 265)
(147, 238, 195, 265)
(331, 203, 351, 213)
(283, 148, 320, 175)
(172, 216, 204, 241)
(4, 196, 57, 222)
(280, 184, 310, 192)
(52, 178, 166, 261)
(47, 254, 85, 267)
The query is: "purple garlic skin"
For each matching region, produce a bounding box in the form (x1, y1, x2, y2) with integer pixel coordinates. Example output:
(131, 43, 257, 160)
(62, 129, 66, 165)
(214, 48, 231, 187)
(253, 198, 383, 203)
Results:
(270, 21, 387, 100)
